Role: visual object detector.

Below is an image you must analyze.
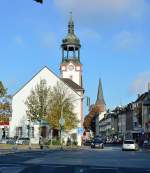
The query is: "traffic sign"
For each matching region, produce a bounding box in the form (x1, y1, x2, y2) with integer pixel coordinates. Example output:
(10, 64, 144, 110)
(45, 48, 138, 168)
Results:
(77, 127, 84, 135)
(59, 116, 65, 126)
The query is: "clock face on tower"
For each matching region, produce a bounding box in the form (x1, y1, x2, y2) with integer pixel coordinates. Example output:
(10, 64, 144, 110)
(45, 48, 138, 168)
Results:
(68, 65, 74, 71)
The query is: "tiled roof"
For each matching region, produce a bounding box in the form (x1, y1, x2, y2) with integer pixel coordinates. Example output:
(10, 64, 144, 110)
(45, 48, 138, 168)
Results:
(135, 92, 148, 102)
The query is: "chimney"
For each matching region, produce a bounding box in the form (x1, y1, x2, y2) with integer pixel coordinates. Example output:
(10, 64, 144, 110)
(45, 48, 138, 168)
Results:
(137, 94, 140, 98)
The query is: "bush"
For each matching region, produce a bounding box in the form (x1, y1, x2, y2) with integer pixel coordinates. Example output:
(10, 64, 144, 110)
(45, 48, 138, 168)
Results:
(47, 139, 61, 145)
(72, 141, 78, 146)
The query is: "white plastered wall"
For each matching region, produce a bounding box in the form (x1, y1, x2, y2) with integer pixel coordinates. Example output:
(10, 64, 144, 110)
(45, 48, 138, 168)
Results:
(62, 62, 81, 86)
(9, 67, 83, 145)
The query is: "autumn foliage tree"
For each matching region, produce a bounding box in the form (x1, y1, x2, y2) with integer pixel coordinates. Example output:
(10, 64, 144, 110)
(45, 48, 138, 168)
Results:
(46, 82, 79, 130)
(25, 80, 79, 131)
(0, 81, 7, 97)
(25, 79, 51, 121)
(0, 81, 11, 125)
(83, 105, 102, 130)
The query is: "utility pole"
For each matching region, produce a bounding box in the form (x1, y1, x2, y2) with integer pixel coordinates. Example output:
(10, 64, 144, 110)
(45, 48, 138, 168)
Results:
(28, 116, 32, 150)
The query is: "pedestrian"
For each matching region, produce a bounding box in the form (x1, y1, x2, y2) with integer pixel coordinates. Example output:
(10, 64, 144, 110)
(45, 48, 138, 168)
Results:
(39, 136, 44, 149)
(66, 136, 71, 146)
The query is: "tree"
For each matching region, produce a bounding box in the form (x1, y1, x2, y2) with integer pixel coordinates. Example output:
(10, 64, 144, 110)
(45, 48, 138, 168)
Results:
(46, 82, 79, 130)
(0, 81, 11, 127)
(25, 80, 79, 131)
(0, 81, 7, 97)
(83, 105, 102, 130)
(25, 79, 51, 121)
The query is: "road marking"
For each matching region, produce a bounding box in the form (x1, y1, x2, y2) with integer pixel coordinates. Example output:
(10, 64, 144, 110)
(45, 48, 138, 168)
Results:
(0, 164, 20, 166)
(91, 167, 118, 170)
(43, 165, 66, 168)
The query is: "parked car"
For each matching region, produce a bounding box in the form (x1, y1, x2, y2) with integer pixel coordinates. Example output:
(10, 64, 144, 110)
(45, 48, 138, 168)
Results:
(0, 137, 16, 144)
(143, 140, 150, 148)
(91, 138, 104, 149)
(122, 140, 139, 151)
(6, 137, 16, 144)
(83, 139, 92, 146)
(16, 137, 29, 145)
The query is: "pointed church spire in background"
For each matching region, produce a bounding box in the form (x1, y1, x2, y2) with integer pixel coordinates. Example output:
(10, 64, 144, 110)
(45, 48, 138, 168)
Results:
(96, 79, 105, 105)
(68, 12, 74, 34)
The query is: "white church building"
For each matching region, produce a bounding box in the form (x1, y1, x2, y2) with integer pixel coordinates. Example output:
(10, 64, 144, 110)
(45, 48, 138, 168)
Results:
(9, 15, 84, 145)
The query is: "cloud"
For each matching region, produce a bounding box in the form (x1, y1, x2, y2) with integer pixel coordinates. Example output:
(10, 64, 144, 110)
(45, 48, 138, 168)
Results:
(129, 71, 150, 95)
(14, 35, 24, 45)
(113, 31, 142, 51)
(41, 32, 57, 49)
(54, 0, 149, 24)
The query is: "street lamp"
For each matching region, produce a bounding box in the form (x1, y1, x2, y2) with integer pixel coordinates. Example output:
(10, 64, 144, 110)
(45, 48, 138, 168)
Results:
(27, 117, 32, 150)
(59, 115, 65, 149)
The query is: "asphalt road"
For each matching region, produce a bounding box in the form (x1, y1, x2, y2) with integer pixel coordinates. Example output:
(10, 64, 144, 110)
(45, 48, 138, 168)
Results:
(0, 146, 150, 173)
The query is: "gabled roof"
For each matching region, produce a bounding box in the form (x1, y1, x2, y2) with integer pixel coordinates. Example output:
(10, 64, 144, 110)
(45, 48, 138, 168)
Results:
(134, 92, 148, 103)
(61, 78, 84, 91)
(13, 66, 81, 97)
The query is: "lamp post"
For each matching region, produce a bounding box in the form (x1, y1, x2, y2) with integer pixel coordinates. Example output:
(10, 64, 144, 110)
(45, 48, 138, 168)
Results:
(59, 114, 65, 150)
(27, 117, 32, 150)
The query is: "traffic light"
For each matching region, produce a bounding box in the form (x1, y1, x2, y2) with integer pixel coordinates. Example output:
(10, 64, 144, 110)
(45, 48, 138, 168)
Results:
(34, 0, 43, 3)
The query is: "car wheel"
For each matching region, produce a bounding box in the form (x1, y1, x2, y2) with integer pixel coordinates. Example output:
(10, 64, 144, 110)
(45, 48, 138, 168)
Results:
(101, 144, 104, 149)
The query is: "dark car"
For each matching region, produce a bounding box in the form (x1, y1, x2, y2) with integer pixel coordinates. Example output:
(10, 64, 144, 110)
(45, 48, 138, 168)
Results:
(83, 139, 92, 146)
(143, 140, 150, 148)
(91, 138, 104, 149)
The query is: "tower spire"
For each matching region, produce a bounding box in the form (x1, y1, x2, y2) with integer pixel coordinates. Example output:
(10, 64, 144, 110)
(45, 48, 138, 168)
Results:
(61, 13, 81, 62)
(68, 12, 74, 34)
(96, 79, 105, 105)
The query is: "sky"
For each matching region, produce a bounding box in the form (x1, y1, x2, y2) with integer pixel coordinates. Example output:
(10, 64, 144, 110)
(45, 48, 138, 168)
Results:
(0, 0, 150, 111)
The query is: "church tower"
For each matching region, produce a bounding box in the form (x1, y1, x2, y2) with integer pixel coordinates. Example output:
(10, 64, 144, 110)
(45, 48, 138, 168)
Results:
(95, 79, 106, 136)
(96, 79, 106, 112)
(60, 13, 82, 87)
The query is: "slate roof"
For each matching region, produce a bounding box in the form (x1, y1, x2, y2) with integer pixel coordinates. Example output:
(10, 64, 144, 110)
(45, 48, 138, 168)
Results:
(96, 79, 105, 105)
(134, 92, 148, 102)
(61, 78, 84, 91)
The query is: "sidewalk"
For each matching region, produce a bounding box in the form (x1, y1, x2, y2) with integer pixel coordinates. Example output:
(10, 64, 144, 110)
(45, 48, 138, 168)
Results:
(0, 144, 82, 155)
(141, 147, 150, 152)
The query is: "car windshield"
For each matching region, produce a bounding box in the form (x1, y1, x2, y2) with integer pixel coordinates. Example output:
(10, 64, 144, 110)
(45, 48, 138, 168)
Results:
(94, 139, 102, 143)
(124, 141, 134, 144)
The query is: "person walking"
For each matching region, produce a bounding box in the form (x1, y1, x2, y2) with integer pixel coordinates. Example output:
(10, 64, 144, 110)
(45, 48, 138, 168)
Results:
(39, 136, 44, 149)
